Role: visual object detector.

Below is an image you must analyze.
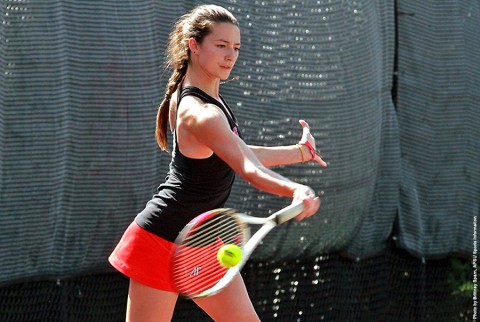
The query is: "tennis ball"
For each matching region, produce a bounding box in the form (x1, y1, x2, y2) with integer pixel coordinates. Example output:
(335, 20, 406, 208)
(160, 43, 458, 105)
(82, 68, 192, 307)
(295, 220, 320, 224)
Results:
(217, 244, 242, 268)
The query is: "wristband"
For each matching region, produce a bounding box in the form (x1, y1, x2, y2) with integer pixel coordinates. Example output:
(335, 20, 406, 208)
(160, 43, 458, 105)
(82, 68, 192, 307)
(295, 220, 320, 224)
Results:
(298, 141, 320, 161)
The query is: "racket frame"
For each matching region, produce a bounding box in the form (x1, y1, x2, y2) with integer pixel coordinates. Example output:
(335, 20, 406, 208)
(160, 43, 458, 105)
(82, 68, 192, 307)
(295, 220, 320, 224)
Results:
(174, 202, 304, 298)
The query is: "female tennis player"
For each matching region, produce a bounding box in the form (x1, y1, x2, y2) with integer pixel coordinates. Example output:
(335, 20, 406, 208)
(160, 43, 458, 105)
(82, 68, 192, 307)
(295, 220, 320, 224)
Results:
(109, 4, 327, 321)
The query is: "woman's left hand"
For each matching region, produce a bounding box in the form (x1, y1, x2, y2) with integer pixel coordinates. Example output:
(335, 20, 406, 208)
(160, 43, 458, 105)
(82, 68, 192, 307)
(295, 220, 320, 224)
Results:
(299, 120, 328, 167)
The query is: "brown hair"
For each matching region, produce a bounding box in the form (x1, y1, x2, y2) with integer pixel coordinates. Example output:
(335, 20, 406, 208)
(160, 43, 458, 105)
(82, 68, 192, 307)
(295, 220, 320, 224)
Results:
(155, 5, 239, 151)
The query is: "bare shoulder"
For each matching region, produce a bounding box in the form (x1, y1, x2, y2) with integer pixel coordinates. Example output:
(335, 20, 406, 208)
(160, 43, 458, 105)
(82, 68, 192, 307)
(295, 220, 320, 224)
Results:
(175, 95, 232, 157)
(177, 95, 227, 129)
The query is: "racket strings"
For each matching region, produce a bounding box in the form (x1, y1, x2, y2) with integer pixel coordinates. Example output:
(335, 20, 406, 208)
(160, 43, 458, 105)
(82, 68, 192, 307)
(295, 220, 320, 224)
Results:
(175, 265, 226, 292)
(173, 252, 226, 291)
(183, 215, 242, 247)
(172, 212, 245, 297)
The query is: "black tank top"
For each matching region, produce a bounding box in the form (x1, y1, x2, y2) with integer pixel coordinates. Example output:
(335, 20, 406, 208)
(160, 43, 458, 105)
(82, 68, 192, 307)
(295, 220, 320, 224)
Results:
(135, 86, 242, 242)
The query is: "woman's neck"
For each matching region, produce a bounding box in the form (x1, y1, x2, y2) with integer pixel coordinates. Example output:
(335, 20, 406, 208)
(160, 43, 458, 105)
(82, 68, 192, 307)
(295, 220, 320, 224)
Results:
(183, 69, 220, 99)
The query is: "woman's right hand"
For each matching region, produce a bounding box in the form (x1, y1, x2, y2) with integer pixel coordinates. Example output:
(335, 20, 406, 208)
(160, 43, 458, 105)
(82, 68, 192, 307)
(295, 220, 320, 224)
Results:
(292, 185, 321, 221)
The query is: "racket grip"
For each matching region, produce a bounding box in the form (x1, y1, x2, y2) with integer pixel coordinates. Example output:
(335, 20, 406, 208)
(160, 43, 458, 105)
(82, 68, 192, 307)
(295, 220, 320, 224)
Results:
(272, 202, 304, 224)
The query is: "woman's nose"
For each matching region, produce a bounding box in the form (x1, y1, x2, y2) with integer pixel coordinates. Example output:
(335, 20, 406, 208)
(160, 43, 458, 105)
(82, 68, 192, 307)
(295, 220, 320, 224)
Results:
(226, 48, 236, 60)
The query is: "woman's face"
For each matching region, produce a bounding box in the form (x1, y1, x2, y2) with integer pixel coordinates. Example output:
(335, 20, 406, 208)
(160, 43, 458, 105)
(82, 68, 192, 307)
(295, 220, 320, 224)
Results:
(194, 22, 241, 82)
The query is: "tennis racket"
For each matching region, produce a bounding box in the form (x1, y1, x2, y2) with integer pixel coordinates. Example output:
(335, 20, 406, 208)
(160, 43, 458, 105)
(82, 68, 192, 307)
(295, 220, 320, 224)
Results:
(171, 201, 304, 299)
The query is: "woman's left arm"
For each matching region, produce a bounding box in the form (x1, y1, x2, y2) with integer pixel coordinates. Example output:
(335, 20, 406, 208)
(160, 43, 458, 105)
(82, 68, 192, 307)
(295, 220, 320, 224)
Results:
(248, 120, 328, 168)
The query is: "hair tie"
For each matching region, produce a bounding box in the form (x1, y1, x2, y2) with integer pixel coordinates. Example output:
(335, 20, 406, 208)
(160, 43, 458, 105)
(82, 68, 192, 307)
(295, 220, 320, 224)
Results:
(164, 93, 171, 100)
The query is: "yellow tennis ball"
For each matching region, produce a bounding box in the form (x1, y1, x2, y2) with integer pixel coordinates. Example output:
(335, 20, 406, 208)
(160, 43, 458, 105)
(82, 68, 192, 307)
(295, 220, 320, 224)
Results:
(217, 244, 242, 268)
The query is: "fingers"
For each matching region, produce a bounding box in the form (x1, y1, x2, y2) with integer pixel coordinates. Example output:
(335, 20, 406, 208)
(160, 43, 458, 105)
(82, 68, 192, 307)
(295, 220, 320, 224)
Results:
(295, 195, 320, 221)
(298, 119, 309, 129)
(299, 120, 310, 139)
(314, 154, 328, 168)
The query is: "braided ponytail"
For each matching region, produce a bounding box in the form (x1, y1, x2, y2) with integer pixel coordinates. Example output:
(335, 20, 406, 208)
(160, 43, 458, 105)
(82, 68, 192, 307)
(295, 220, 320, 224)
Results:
(155, 12, 189, 152)
(155, 67, 186, 151)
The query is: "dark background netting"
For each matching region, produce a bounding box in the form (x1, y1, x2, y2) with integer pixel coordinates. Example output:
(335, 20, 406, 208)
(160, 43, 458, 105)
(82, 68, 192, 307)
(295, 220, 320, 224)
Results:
(0, 248, 473, 322)
(0, 0, 477, 321)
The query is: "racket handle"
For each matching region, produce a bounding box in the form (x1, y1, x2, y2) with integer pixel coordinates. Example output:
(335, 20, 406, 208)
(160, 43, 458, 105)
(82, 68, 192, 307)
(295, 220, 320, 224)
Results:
(271, 202, 304, 224)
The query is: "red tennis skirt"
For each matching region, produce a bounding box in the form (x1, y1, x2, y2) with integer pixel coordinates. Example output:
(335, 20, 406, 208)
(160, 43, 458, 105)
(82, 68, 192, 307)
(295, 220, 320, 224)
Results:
(108, 222, 177, 292)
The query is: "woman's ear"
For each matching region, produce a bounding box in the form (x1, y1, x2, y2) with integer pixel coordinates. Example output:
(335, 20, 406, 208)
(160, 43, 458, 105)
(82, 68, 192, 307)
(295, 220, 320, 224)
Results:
(188, 37, 199, 55)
